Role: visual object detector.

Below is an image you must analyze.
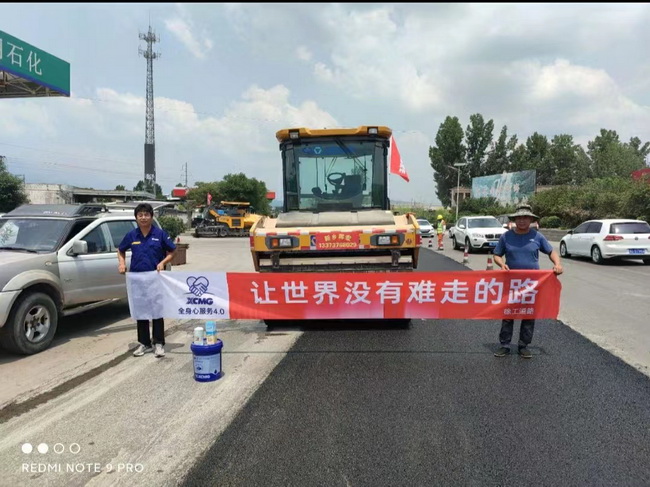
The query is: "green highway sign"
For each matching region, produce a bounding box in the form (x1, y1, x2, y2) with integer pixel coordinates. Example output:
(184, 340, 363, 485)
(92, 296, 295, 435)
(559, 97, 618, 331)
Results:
(0, 30, 70, 96)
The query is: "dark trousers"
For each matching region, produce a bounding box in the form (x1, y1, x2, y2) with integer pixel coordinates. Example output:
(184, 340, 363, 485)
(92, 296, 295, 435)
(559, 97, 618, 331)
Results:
(499, 319, 535, 349)
(137, 319, 165, 346)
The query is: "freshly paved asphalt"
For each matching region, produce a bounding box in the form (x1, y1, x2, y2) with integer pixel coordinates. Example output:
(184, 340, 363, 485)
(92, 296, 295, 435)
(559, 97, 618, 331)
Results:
(182, 249, 650, 486)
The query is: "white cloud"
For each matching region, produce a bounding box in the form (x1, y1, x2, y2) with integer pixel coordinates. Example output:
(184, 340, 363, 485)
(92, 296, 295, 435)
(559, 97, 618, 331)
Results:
(296, 46, 312, 62)
(164, 6, 213, 59)
(1, 84, 338, 194)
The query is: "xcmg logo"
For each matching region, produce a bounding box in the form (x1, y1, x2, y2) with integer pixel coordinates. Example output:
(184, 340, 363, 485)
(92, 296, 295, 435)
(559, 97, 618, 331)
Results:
(185, 276, 213, 305)
(186, 296, 214, 305)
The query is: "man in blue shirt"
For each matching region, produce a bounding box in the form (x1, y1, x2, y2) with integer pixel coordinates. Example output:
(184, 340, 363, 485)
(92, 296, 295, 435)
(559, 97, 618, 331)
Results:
(117, 203, 176, 358)
(492, 204, 563, 359)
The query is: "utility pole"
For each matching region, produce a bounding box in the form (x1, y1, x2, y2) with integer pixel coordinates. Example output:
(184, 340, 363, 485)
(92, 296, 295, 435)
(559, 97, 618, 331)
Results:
(139, 25, 160, 197)
(452, 162, 468, 222)
(184, 162, 188, 187)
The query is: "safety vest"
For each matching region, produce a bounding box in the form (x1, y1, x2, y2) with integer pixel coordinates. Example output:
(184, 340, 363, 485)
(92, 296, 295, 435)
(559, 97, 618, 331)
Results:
(436, 220, 445, 234)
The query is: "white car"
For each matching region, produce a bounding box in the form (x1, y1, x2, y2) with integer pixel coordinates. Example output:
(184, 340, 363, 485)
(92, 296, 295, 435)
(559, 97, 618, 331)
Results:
(450, 216, 507, 252)
(559, 219, 650, 265)
(416, 219, 434, 238)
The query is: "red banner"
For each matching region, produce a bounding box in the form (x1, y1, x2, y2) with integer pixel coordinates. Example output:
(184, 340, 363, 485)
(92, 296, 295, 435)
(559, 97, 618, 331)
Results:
(227, 270, 561, 320)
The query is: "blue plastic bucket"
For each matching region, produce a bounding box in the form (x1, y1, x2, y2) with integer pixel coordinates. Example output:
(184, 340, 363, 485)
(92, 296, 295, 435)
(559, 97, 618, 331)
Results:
(190, 340, 223, 382)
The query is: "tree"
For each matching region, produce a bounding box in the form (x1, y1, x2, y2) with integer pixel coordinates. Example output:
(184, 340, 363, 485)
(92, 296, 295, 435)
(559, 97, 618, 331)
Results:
(0, 156, 29, 212)
(548, 134, 591, 186)
(429, 116, 466, 207)
(525, 132, 552, 184)
(484, 125, 511, 176)
(218, 173, 271, 215)
(587, 129, 646, 179)
(187, 174, 272, 215)
(464, 113, 494, 177)
(115, 185, 126, 191)
(133, 180, 163, 199)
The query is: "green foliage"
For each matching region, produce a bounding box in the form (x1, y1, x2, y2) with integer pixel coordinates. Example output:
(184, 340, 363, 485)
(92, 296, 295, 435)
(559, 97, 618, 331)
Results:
(0, 157, 29, 212)
(540, 216, 561, 228)
(429, 116, 466, 207)
(188, 173, 272, 216)
(157, 215, 186, 240)
(133, 180, 164, 199)
(529, 177, 650, 228)
(465, 114, 494, 178)
(114, 184, 126, 191)
(457, 197, 514, 221)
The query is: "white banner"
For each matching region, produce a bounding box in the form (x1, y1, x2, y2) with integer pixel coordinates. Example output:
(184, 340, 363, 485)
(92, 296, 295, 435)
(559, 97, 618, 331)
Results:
(126, 271, 230, 320)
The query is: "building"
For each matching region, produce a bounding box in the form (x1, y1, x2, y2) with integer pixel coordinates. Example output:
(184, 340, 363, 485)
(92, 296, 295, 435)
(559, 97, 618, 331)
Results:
(25, 184, 155, 205)
(450, 186, 471, 207)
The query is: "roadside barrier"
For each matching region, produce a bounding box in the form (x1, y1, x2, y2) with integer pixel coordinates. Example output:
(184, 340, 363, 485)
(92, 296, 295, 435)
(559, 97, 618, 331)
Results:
(486, 253, 494, 270)
(462, 249, 469, 266)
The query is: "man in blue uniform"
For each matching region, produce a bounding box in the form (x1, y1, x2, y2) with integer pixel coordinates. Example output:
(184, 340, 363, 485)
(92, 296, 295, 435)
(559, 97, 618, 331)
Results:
(492, 204, 563, 359)
(117, 203, 176, 358)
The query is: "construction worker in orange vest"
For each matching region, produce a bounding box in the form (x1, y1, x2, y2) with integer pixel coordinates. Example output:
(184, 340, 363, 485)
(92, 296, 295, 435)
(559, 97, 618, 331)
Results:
(435, 214, 446, 250)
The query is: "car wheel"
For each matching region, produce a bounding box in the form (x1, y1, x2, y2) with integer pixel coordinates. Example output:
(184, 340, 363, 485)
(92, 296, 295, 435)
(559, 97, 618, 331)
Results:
(559, 241, 570, 258)
(0, 292, 58, 355)
(591, 245, 604, 265)
(465, 238, 473, 253)
(643, 259, 650, 266)
(452, 236, 459, 250)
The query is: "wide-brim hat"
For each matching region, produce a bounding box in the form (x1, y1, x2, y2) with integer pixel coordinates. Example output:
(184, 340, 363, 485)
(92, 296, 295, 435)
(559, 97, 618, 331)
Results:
(509, 205, 539, 221)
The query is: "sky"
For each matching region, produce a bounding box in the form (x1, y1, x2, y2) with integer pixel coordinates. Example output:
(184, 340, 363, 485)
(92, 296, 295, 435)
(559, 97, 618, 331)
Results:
(2, 3, 650, 206)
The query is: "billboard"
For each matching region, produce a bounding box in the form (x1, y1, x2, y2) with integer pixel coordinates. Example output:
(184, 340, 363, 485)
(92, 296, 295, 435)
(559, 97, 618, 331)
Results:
(471, 170, 536, 206)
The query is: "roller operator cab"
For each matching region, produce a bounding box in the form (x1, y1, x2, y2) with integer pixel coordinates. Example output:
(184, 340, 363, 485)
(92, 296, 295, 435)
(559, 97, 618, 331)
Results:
(250, 126, 420, 273)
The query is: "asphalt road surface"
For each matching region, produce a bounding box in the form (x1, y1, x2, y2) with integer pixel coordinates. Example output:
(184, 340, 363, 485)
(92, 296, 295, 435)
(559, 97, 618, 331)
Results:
(182, 249, 650, 487)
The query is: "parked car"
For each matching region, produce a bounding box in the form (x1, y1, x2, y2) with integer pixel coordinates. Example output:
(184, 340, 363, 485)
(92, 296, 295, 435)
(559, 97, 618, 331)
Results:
(449, 216, 507, 252)
(559, 219, 650, 265)
(497, 214, 539, 230)
(0, 204, 162, 355)
(416, 218, 434, 238)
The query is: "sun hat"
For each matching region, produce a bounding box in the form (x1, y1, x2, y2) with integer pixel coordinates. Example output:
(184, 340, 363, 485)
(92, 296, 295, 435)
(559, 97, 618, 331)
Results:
(508, 204, 539, 221)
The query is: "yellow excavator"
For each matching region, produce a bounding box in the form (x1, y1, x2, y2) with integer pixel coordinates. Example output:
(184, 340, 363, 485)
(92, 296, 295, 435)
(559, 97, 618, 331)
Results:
(194, 201, 261, 238)
(249, 126, 420, 273)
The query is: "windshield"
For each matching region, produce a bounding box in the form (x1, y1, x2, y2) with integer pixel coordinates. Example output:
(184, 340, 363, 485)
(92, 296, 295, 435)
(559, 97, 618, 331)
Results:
(610, 222, 650, 234)
(283, 137, 387, 212)
(0, 218, 69, 252)
(417, 220, 431, 225)
(468, 218, 502, 228)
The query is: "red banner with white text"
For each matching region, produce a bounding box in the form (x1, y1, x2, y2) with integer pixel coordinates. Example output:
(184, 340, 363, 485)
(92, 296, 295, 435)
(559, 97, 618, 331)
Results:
(226, 270, 561, 320)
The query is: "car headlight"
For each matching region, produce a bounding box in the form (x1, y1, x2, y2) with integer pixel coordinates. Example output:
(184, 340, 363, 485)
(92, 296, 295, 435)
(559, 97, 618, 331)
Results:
(473, 233, 484, 239)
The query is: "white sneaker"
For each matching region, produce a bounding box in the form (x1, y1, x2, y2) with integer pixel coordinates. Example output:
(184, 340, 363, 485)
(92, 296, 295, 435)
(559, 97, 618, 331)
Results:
(133, 344, 153, 357)
(154, 343, 165, 358)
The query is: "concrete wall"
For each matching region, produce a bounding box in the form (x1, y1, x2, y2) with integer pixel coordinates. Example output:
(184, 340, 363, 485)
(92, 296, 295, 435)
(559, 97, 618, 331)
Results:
(25, 184, 74, 204)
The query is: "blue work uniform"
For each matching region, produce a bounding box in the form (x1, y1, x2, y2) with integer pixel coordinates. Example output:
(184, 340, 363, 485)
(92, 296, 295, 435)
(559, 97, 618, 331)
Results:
(118, 226, 176, 272)
(493, 228, 554, 350)
(493, 229, 553, 269)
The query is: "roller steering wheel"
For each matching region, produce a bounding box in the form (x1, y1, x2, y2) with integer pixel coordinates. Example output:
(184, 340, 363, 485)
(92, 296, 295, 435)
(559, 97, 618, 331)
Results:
(327, 172, 346, 192)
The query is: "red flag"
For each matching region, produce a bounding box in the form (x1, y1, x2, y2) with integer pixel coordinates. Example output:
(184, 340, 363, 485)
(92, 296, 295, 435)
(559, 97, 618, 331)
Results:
(389, 136, 410, 182)
(207, 193, 212, 205)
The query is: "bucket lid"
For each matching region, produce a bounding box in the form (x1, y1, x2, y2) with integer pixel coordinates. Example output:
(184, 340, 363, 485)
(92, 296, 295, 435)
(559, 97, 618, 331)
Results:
(190, 339, 223, 353)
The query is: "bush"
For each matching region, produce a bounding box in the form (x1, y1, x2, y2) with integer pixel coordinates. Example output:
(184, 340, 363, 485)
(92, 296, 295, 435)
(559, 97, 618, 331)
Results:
(540, 215, 561, 228)
(157, 215, 186, 240)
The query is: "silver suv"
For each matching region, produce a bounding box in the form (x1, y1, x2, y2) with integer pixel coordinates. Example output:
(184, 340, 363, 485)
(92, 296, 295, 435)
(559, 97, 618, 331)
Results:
(0, 204, 151, 355)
